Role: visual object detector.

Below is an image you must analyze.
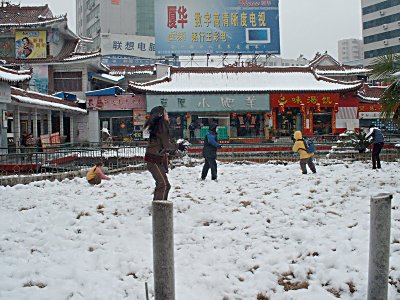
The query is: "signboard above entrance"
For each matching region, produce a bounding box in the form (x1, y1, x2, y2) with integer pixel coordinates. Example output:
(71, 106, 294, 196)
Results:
(155, 0, 280, 56)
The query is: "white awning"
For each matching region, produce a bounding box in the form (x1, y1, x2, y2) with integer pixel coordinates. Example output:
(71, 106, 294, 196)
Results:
(336, 107, 357, 119)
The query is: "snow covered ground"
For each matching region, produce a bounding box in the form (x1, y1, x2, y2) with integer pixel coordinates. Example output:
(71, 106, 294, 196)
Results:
(0, 160, 399, 300)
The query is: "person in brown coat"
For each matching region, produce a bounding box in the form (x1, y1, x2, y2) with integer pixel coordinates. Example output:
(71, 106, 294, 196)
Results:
(144, 106, 187, 200)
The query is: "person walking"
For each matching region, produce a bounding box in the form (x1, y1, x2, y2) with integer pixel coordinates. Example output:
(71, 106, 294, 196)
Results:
(365, 124, 385, 169)
(86, 162, 111, 185)
(292, 130, 317, 175)
(144, 106, 187, 200)
(201, 123, 222, 181)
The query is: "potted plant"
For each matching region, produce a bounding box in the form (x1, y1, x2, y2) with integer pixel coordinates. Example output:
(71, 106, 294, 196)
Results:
(349, 131, 372, 153)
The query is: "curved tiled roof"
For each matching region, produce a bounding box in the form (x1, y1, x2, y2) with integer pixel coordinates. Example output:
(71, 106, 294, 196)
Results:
(129, 66, 363, 94)
(11, 87, 86, 113)
(0, 4, 61, 26)
(0, 66, 31, 83)
(358, 84, 386, 102)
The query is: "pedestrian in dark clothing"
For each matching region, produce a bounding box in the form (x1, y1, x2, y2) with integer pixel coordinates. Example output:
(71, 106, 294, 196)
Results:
(201, 123, 222, 181)
(365, 125, 384, 169)
(144, 106, 187, 200)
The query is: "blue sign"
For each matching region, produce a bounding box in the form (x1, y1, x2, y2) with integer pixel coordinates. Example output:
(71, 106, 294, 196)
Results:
(147, 93, 270, 112)
(155, 0, 280, 56)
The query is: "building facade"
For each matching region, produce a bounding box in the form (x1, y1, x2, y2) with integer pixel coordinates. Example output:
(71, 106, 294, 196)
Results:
(76, 0, 154, 51)
(338, 39, 363, 65)
(362, 0, 400, 66)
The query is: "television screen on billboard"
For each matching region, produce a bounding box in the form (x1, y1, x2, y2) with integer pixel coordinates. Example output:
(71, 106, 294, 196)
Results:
(155, 0, 280, 56)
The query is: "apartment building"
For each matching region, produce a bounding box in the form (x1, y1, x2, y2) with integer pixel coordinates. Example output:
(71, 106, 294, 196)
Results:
(362, 0, 400, 66)
(338, 39, 363, 65)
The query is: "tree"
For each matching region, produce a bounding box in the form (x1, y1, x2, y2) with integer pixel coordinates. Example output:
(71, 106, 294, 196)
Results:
(370, 54, 400, 126)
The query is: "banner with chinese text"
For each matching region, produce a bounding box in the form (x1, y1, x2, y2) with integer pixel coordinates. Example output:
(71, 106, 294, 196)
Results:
(155, 0, 280, 55)
(147, 93, 269, 112)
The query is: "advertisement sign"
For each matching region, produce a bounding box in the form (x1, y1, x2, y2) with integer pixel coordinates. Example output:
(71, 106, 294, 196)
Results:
(15, 31, 47, 59)
(101, 33, 156, 59)
(30, 65, 49, 94)
(147, 93, 269, 112)
(271, 93, 339, 107)
(155, 0, 280, 56)
(87, 95, 146, 110)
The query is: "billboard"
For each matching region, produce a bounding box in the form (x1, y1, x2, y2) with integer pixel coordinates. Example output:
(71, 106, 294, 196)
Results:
(101, 33, 156, 59)
(155, 0, 280, 56)
(15, 31, 47, 59)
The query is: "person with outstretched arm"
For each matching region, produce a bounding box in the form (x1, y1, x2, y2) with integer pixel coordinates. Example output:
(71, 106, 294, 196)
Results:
(144, 106, 187, 200)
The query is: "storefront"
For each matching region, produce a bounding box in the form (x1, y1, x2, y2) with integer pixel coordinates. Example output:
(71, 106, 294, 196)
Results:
(270, 93, 341, 136)
(146, 93, 270, 142)
(87, 88, 146, 142)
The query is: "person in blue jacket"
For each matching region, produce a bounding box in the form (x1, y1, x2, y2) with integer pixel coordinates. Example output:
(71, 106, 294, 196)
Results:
(201, 123, 222, 181)
(365, 124, 385, 169)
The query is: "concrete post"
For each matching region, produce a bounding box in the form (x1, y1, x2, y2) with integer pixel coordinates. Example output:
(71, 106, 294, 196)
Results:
(367, 193, 393, 300)
(152, 200, 175, 300)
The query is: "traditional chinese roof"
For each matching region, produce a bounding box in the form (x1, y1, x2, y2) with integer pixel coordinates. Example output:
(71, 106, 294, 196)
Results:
(0, 66, 31, 83)
(128, 65, 363, 94)
(11, 87, 87, 113)
(309, 52, 370, 76)
(0, 4, 67, 28)
(357, 83, 386, 103)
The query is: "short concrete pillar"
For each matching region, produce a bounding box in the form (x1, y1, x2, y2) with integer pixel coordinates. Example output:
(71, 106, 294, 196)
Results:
(152, 200, 175, 300)
(367, 193, 393, 300)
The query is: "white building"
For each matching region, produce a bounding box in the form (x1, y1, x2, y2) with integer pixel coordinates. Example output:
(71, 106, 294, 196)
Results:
(361, 0, 400, 66)
(338, 39, 363, 65)
(76, 0, 154, 52)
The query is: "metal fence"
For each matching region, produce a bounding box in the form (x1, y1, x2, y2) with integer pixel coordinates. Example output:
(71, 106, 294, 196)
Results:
(1, 137, 399, 186)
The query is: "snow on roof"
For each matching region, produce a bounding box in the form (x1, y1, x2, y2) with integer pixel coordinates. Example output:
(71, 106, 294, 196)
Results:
(11, 87, 86, 113)
(129, 67, 363, 93)
(0, 15, 66, 28)
(0, 66, 31, 83)
(315, 68, 371, 75)
(12, 94, 86, 113)
(63, 52, 102, 62)
(92, 73, 125, 83)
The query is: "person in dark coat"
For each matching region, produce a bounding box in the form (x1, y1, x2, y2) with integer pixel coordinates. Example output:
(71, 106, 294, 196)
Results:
(201, 123, 222, 181)
(365, 125, 384, 169)
(144, 106, 187, 200)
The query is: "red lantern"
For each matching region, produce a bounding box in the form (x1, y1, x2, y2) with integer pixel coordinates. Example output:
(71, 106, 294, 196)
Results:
(231, 113, 237, 118)
(145, 114, 150, 120)
(266, 113, 272, 118)
(279, 104, 285, 113)
(315, 103, 321, 113)
(185, 114, 190, 119)
(333, 103, 339, 113)
(300, 104, 305, 113)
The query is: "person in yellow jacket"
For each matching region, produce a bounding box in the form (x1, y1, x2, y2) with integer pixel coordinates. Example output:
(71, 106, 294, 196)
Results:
(292, 130, 317, 174)
(86, 162, 111, 185)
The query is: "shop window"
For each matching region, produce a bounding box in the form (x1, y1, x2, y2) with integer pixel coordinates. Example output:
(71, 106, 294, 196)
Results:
(230, 113, 263, 138)
(313, 108, 332, 135)
(54, 72, 82, 92)
(111, 117, 134, 140)
(276, 108, 301, 136)
(168, 113, 186, 140)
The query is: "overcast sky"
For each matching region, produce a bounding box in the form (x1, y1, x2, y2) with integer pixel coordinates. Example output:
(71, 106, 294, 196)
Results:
(20, 0, 362, 60)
